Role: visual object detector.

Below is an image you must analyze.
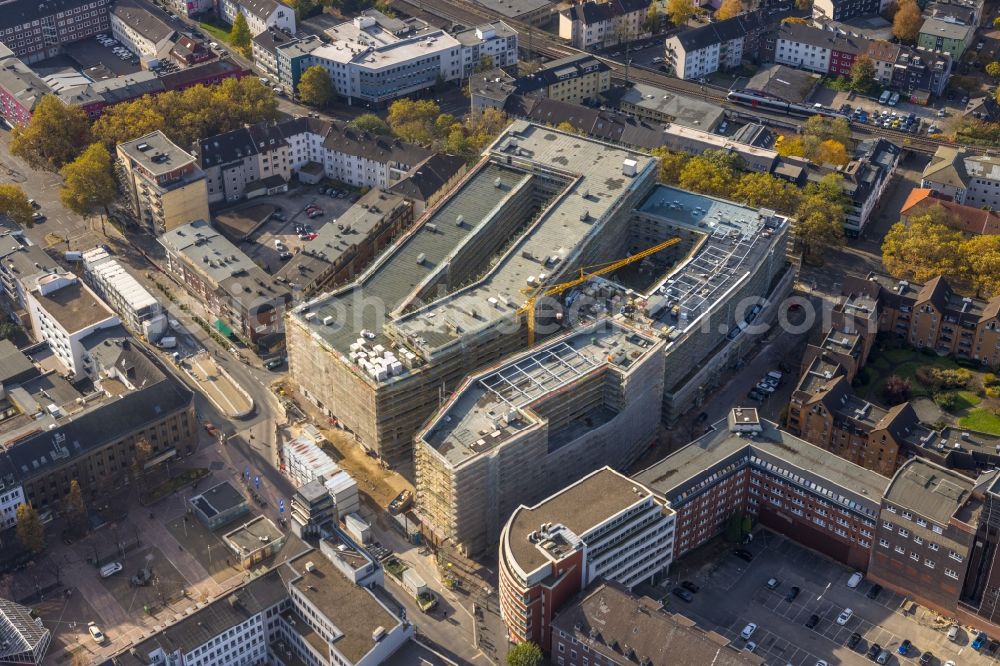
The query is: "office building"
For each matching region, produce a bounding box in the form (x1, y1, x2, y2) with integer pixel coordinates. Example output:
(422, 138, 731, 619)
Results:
(110, 0, 176, 60)
(549, 582, 762, 666)
(81, 247, 167, 340)
(158, 219, 291, 350)
(25, 272, 120, 380)
(0, 0, 112, 64)
(417, 321, 666, 555)
(633, 409, 887, 569)
(498, 468, 675, 646)
(116, 130, 211, 236)
(287, 121, 793, 470)
(0, 598, 51, 665)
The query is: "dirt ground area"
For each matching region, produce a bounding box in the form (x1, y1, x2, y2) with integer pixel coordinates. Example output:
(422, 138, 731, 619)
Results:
(215, 204, 276, 241)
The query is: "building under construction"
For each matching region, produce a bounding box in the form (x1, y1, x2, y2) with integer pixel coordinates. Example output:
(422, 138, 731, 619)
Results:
(286, 121, 793, 476)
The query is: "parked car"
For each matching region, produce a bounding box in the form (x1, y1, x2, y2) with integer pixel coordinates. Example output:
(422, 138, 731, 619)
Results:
(88, 622, 105, 643)
(99, 562, 123, 578)
(805, 614, 819, 628)
(947, 624, 960, 642)
(264, 357, 286, 370)
(876, 649, 890, 664)
(866, 584, 882, 599)
(747, 389, 764, 401)
(847, 571, 863, 588)
(681, 581, 700, 593)
(744, 641, 756, 653)
(919, 651, 933, 665)
(755, 382, 776, 394)
(836, 608, 853, 625)
(734, 549, 754, 562)
(867, 644, 882, 660)
(848, 632, 862, 649)
(898, 639, 911, 655)
(766, 578, 780, 590)
(785, 586, 800, 602)
(973, 632, 988, 651)
(740, 623, 757, 640)
(672, 587, 694, 602)
(31, 212, 45, 223)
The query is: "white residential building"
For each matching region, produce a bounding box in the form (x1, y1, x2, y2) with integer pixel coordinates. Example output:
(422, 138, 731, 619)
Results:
(0, 482, 26, 530)
(558, 0, 650, 50)
(25, 272, 120, 379)
(110, 0, 176, 60)
(81, 247, 166, 340)
(301, 11, 516, 105)
(218, 0, 295, 36)
(922, 146, 1000, 208)
(664, 10, 771, 80)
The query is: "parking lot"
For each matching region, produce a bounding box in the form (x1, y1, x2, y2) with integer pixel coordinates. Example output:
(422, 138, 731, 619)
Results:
(236, 185, 360, 274)
(61, 36, 142, 76)
(663, 531, 995, 666)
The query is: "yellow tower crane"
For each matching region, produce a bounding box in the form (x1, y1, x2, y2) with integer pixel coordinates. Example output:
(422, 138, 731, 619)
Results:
(517, 236, 682, 347)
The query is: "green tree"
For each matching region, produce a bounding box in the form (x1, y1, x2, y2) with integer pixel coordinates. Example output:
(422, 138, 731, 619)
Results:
(666, 0, 696, 26)
(60, 143, 117, 234)
(9, 96, 91, 171)
(0, 184, 34, 229)
(724, 510, 742, 542)
(733, 172, 799, 213)
(741, 514, 752, 536)
(350, 113, 392, 134)
(849, 56, 878, 93)
(230, 11, 252, 57)
(803, 115, 852, 148)
(15, 503, 44, 554)
(0, 322, 21, 341)
(64, 479, 87, 536)
(297, 65, 334, 107)
(881, 205, 965, 283)
(987, 61, 1000, 78)
(290, 0, 320, 19)
(644, 2, 661, 31)
(892, 0, 922, 43)
(477, 54, 494, 72)
(507, 642, 543, 666)
(387, 98, 441, 144)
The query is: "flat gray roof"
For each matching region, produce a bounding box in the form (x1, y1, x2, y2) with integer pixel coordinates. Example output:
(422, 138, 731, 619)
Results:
(30, 276, 115, 334)
(224, 515, 284, 553)
(421, 320, 659, 466)
(194, 480, 246, 514)
(634, 418, 888, 513)
(884, 458, 975, 526)
(118, 130, 196, 177)
(616, 83, 726, 129)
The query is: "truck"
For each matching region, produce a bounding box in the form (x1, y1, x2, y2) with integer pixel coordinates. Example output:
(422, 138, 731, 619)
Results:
(402, 569, 437, 612)
(388, 489, 412, 515)
(156, 336, 177, 349)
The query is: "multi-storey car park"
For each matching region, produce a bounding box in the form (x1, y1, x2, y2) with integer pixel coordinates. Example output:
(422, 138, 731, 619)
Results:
(287, 121, 795, 475)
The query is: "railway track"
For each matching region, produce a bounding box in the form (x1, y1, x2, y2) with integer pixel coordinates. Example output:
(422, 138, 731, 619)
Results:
(390, 0, 976, 155)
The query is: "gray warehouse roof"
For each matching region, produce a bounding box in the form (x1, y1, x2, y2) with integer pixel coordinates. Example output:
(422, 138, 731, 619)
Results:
(884, 458, 976, 527)
(111, 0, 176, 44)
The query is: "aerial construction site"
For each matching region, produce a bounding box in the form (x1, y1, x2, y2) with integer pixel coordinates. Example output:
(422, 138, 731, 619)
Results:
(287, 122, 795, 539)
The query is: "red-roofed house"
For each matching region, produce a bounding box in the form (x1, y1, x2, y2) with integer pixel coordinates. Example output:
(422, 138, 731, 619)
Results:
(901, 188, 1000, 236)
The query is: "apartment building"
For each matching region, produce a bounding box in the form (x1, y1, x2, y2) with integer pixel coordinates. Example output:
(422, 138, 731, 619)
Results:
(774, 23, 868, 77)
(273, 34, 324, 93)
(664, 10, 772, 80)
(869, 459, 981, 617)
(922, 146, 1000, 209)
(299, 12, 516, 106)
(0, 0, 112, 64)
(634, 409, 887, 570)
(514, 54, 611, 104)
(110, 0, 176, 60)
(218, 0, 295, 36)
(550, 582, 762, 666)
(163, 0, 214, 17)
(813, 0, 889, 22)
(116, 131, 210, 236)
(865, 41, 953, 98)
(0, 233, 60, 317)
(251, 28, 297, 80)
(416, 321, 666, 556)
(558, 0, 651, 50)
(925, 0, 983, 25)
(80, 247, 167, 340)
(498, 468, 675, 647)
(25, 272, 120, 380)
(918, 18, 973, 58)
(836, 138, 901, 236)
(195, 116, 432, 203)
(159, 220, 291, 349)
(0, 330, 197, 514)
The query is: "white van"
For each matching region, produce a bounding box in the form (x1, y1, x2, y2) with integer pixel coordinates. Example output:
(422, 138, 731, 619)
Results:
(846, 571, 863, 588)
(100, 562, 123, 578)
(740, 623, 757, 640)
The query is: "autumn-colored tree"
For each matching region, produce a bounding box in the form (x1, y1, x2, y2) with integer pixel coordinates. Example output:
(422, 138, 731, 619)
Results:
(963, 234, 1000, 298)
(994, 16, 1000, 28)
(15, 503, 44, 554)
(651, 148, 688, 184)
(230, 12, 252, 57)
(850, 56, 878, 93)
(678, 150, 739, 197)
(716, 0, 742, 20)
(64, 479, 87, 536)
(350, 114, 391, 134)
(733, 172, 800, 213)
(813, 139, 850, 166)
(10, 95, 91, 171)
(882, 375, 911, 406)
(783, 15, 809, 24)
(0, 184, 34, 229)
(793, 174, 847, 258)
(881, 206, 965, 282)
(803, 115, 852, 147)
(471, 107, 509, 137)
(666, 0, 697, 26)
(987, 62, 1000, 78)
(60, 143, 117, 234)
(387, 98, 441, 144)
(556, 121, 577, 133)
(892, 0, 922, 43)
(776, 135, 806, 158)
(645, 2, 661, 31)
(297, 65, 334, 107)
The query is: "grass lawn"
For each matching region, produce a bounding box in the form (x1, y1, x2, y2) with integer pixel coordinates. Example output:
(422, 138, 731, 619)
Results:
(959, 409, 1000, 436)
(198, 19, 232, 44)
